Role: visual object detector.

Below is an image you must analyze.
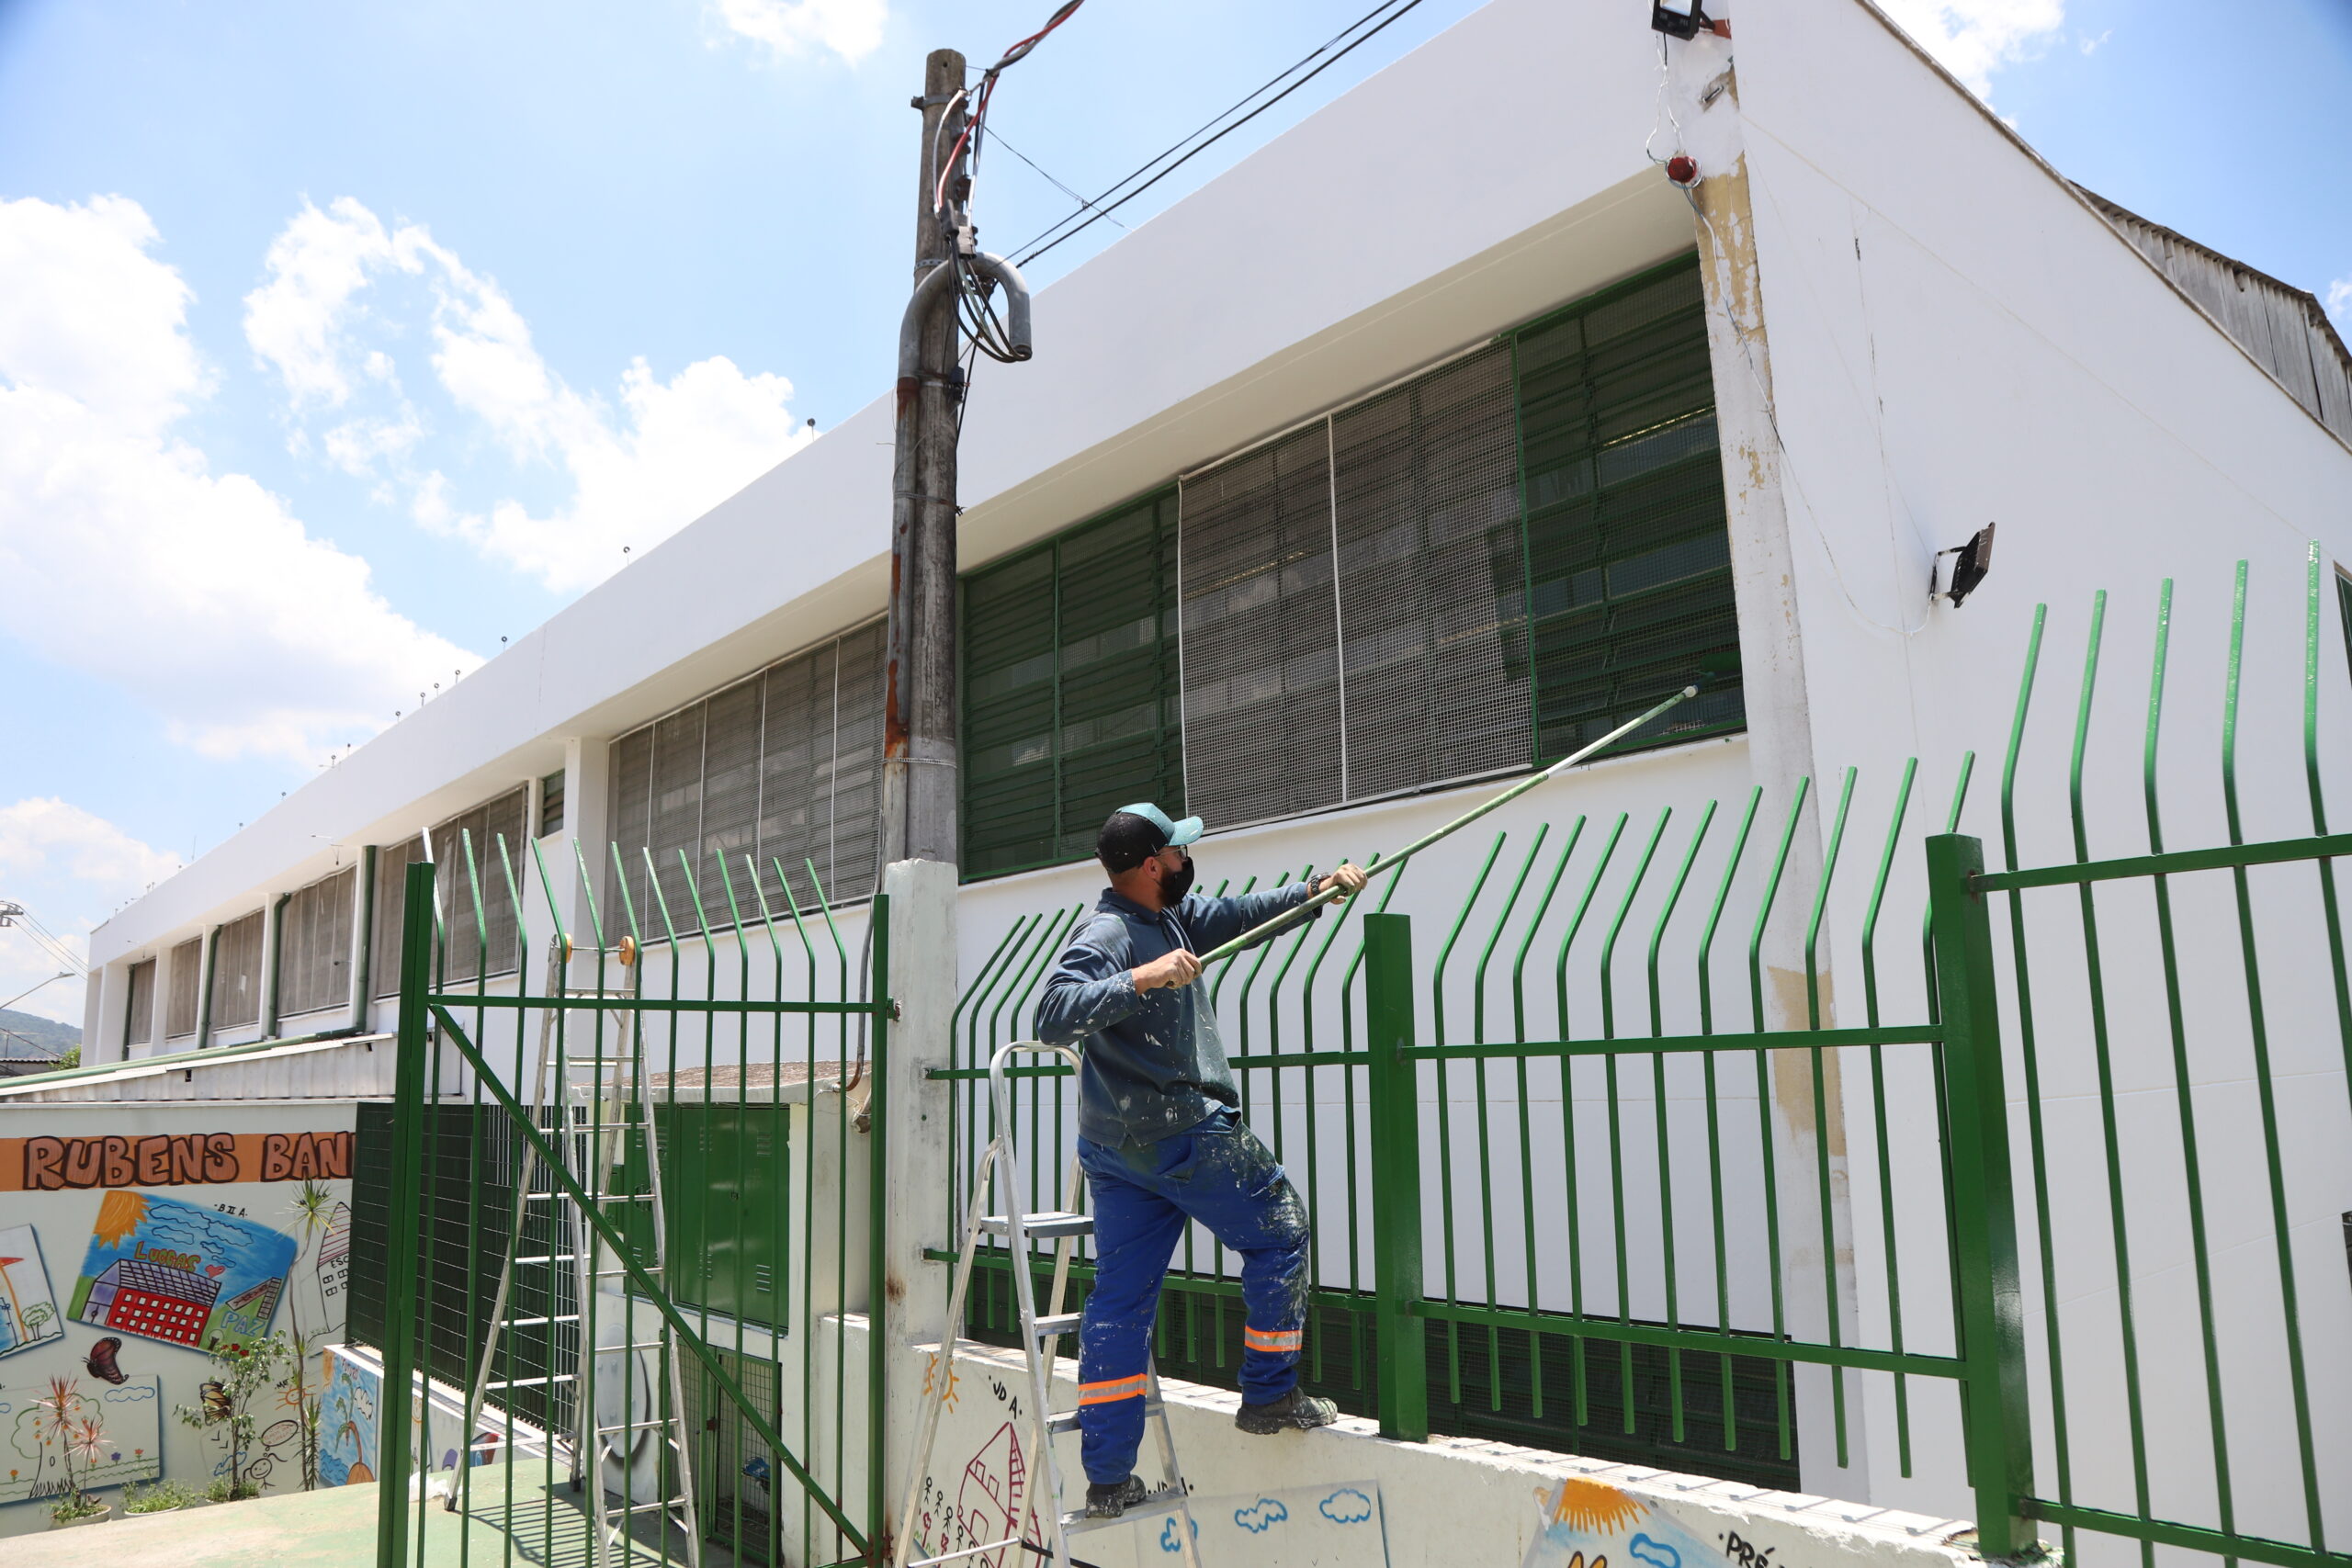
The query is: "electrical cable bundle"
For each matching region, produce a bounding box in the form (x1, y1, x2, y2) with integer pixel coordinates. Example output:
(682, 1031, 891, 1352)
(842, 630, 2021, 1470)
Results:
(933, 1, 1086, 366)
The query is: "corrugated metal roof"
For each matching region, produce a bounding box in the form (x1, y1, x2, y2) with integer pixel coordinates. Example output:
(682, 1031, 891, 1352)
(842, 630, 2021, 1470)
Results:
(2079, 188, 2352, 446)
(0, 1031, 395, 1102)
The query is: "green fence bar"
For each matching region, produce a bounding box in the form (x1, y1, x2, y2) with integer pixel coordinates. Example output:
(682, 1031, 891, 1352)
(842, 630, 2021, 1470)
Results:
(377, 860, 436, 1568)
(1363, 911, 1429, 1442)
(1924, 833, 2033, 1561)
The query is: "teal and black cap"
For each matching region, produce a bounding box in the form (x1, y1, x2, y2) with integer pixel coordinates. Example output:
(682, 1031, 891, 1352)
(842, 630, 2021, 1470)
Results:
(1098, 802, 1204, 873)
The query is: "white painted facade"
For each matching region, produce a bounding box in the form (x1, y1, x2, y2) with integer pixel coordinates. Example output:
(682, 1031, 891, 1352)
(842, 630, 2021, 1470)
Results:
(67, 0, 2352, 1557)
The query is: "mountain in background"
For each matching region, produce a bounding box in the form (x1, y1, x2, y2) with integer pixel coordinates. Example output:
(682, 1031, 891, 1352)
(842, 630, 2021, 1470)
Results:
(0, 1006, 81, 1059)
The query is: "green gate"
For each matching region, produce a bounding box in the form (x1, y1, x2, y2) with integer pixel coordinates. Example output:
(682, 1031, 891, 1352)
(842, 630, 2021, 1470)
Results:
(374, 840, 891, 1568)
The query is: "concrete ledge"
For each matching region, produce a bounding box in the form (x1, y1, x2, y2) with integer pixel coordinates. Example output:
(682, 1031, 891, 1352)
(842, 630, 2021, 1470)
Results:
(909, 1338, 1984, 1567)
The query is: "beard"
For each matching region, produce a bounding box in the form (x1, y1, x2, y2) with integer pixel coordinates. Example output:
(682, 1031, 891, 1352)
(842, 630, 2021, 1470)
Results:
(1160, 854, 1195, 904)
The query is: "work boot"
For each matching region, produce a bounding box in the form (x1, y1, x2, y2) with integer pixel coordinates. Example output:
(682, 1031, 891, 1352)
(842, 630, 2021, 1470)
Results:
(1234, 1386, 1340, 1435)
(1084, 1473, 1148, 1518)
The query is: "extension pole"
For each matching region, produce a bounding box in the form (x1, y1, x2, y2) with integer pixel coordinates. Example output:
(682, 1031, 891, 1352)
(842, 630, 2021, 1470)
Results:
(1195, 681, 1709, 964)
(883, 48, 969, 868)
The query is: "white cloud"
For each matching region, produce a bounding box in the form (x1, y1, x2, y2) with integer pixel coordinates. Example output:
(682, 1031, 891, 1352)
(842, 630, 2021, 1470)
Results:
(1875, 0, 2066, 96)
(2079, 28, 2112, 53)
(0, 798, 181, 905)
(0, 797, 181, 1025)
(2326, 277, 2351, 329)
(246, 197, 815, 594)
(709, 0, 887, 65)
(0, 194, 477, 763)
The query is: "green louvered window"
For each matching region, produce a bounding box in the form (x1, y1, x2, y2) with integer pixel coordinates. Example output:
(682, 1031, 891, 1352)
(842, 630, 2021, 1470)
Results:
(1513, 254, 1745, 758)
(962, 491, 1184, 877)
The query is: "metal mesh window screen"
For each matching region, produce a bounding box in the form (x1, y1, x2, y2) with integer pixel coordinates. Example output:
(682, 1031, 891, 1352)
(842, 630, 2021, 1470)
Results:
(164, 937, 201, 1039)
(431, 788, 527, 985)
(1514, 254, 1744, 759)
(828, 621, 886, 901)
(609, 624, 887, 927)
(280, 868, 355, 1019)
(210, 909, 265, 1031)
(699, 676, 764, 916)
(371, 836, 424, 999)
(124, 958, 155, 1047)
(961, 492, 1184, 878)
(1332, 343, 1530, 800)
(608, 728, 653, 932)
(648, 708, 707, 934)
(759, 648, 832, 909)
(1179, 428, 1343, 828)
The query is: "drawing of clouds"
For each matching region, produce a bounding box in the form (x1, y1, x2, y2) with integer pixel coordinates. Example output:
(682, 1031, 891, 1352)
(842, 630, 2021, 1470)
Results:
(1630, 1533, 1681, 1568)
(1159, 1515, 1198, 1553)
(103, 1383, 158, 1403)
(1318, 1486, 1374, 1524)
(1234, 1497, 1290, 1534)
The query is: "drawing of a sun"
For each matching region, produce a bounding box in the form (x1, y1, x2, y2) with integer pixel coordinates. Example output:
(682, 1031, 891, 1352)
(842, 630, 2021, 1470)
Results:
(1549, 1476, 1645, 1534)
(93, 1190, 149, 1248)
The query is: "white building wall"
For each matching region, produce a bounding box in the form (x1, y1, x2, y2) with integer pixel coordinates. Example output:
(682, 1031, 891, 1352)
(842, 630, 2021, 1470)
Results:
(1724, 0, 2352, 1545)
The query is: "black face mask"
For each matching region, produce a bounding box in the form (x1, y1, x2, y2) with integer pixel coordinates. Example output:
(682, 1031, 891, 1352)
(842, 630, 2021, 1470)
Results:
(1159, 852, 1195, 905)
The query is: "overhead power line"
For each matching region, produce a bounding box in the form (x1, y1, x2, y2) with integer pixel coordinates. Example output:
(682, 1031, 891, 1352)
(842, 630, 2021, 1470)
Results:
(1007, 0, 1436, 271)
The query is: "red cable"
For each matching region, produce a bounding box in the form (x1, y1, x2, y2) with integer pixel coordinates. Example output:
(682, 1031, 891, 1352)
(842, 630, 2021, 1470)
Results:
(933, 0, 1086, 214)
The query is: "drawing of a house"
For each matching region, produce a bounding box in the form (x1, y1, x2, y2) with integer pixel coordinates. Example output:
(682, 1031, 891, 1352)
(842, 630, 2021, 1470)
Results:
(85, 1257, 220, 1346)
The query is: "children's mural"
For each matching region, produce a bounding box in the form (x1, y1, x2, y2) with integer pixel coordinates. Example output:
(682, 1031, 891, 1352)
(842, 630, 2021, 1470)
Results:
(72, 1190, 298, 1356)
(0, 1108, 358, 1540)
(1524, 1474, 1727, 1568)
(0, 1374, 164, 1505)
(0, 1227, 63, 1359)
(318, 1344, 379, 1488)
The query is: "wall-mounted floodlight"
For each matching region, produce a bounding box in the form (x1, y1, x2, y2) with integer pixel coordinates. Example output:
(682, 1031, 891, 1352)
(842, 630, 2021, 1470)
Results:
(1933, 523, 1996, 608)
(1652, 0, 1713, 39)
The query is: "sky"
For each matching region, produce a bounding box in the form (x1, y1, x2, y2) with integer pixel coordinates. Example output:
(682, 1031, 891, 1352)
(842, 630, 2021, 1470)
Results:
(1, 0, 2347, 1027)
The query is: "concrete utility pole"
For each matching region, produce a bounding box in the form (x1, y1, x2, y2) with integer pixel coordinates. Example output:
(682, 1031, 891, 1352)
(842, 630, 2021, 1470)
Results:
(883, 48, 969, 869)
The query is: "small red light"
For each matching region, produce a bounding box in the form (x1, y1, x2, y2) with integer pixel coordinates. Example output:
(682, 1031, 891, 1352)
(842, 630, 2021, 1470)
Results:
(1667, 155, 1700, 186)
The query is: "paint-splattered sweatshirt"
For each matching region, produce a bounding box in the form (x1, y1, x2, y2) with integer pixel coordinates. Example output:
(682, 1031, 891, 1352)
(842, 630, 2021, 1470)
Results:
(1035, 884, 1324, 1148)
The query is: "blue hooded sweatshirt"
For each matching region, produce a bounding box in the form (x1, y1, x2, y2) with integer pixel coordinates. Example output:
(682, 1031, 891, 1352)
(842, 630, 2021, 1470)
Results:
(1034, 882, 1323, 1148)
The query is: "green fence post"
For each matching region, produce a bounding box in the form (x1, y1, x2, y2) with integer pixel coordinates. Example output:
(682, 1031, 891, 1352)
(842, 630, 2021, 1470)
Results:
(376, 861, 435, 1568)
(867, 891, 890, 1550)
(1925, 833, 2035, 1559)
(1364, 912, 1429, 1442)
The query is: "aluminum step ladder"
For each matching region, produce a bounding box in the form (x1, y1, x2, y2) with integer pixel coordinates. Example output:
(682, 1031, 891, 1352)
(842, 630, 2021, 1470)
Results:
(455, 932, 702, 1568)
(891, 1042, 1204, 1568)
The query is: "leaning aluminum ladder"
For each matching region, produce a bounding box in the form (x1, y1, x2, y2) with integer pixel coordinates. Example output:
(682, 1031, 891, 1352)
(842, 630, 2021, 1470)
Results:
(891, 1042, 1204, 1568)
(454, 931, 702, 1568)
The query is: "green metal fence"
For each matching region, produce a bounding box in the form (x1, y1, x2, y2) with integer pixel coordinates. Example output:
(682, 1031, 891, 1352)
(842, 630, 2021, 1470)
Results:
(375, 840, 892, 1568)
(939, 549, 2352, 1568)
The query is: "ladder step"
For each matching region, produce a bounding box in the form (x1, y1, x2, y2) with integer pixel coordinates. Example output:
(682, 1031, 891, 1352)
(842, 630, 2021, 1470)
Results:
(507, 1315, 574, 1327)
(484, 1374, 576, 1390)
(607, 1495, 693, 1517)
(1044, 1410, 1080, 1437)
(979, 1212, 1091, 1239)
(514, 1254, 582, 1265)
(907, 1538, 1030, 1568)
(1031, 1313, 1082, 1339)
(595, 1417, 677, 1438)
(523, 1191, 654, 1202)
(1062, 1486, 1186, 1533)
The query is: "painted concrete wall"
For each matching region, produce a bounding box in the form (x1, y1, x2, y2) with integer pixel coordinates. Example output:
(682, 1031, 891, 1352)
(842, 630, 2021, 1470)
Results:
(0, 1100, 356, 1537)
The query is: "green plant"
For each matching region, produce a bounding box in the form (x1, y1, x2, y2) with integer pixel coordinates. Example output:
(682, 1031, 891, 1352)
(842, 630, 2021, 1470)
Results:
(175, 1331, 297, 1501)
(55, 1043, 80, 1069)
(122, 1478, 203, 1513)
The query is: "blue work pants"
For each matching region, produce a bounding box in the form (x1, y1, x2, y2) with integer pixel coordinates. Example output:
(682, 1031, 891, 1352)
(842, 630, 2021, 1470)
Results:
(1074, 1110, 1309, 1484)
